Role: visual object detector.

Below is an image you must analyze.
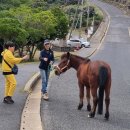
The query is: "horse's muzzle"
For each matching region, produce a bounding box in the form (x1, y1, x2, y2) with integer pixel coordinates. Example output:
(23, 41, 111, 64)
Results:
(55, 70, 60, 75)
(54, 66, 61, 76)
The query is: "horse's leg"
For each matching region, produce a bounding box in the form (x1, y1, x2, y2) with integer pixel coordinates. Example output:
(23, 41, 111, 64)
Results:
(88, 87, 98, 118)
(104, 80, 111, 120)
(78, 83, 84, 110)
(86, 86, 91, 111)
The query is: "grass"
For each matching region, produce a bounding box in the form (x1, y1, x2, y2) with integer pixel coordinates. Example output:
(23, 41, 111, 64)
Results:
(54, 51, 64, 60)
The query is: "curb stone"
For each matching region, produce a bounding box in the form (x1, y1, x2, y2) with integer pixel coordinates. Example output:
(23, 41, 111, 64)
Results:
(24, 71, 41, 92)
(20, 80, 43, 130)
(89, 5, 110, 57)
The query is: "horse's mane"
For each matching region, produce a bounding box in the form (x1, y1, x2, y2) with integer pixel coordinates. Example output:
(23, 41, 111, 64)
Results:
(71, 54, 90, 63)
(61, 53, 90, 63)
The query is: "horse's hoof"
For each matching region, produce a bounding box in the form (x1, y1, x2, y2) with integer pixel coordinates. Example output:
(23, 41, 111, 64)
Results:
(88, 112, 95, 118)
(77, 103, 83, 110)
(87, 104, 91, 111)
(104, 113, 109, 120)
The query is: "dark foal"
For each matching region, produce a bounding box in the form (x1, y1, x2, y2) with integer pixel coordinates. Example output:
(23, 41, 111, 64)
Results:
(54, 52, 111, 120)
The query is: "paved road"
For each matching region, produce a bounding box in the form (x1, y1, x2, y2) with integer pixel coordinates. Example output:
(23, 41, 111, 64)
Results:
(0, 63, 39, 130)
(41, 1, 130, 130)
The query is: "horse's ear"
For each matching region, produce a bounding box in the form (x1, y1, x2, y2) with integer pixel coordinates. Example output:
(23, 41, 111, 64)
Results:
(67, 52, 70, 59)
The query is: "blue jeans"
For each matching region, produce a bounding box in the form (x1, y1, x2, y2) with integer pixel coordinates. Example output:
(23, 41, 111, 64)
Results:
(40, 69, 50, 94)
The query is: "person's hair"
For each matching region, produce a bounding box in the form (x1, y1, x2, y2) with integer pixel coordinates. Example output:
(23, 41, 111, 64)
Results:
(4, 41, 15, 49)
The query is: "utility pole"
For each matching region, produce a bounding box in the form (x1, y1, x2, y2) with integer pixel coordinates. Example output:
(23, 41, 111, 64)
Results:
(79, 0, 84, 38)
(68, 0, 80, 39)
(92, 15, 94, 26)
(91, 8, 95, 32)
(74, 13, 80, 30)
(86, 0, 90, 29)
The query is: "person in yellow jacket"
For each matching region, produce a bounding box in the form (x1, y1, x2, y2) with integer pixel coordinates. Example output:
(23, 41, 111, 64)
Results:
(1, 41, 29, 104)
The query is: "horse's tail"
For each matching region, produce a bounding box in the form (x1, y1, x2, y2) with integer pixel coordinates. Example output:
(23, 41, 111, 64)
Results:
(98, 66, 108, 114)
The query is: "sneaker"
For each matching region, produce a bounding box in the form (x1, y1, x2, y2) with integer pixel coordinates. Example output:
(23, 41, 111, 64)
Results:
(3, 96, 14, 104)
(9, 97, 14, 103)
(43, 93, 49, 100)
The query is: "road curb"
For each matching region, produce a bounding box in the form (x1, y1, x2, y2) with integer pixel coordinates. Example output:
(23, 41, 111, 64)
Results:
(24, 72, 40, 92)
(20, 80, 43, 130)
(20, 72, 41, 130)
(78, 4, 110, 58)
(88, 5, 110, 57)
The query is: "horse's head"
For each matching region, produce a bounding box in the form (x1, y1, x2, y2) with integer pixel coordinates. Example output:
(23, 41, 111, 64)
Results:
(54, 52, 71, 75)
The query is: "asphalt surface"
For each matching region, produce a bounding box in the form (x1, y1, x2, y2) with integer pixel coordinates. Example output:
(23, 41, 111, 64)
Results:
(41, 1, 130, 130)
(0, 62, 39, 130)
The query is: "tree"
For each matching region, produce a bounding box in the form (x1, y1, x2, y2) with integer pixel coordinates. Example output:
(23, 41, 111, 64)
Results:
(24, 10, 57, 60)
(0, 0, 33, 10)
(0, 10, 14, 18)
(10, 5, 33, 25)
(0, 18, 28, 56)
(51, 7, 69, 39)
(0, 18, 26, 41)
(0, 1, 69, 60)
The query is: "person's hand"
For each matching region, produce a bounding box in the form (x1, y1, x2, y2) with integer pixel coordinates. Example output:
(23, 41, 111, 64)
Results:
(53, 65, 57, 69)
(22, 55, 29, 60)
(49, 61, 53, 65)
(44, 58, 48, 61)
(48, 64, 54, 71)
(51, 64, 56, 70)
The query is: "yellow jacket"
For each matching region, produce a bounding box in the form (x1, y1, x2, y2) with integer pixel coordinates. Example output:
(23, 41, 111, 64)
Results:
(1, 49, 22, 72)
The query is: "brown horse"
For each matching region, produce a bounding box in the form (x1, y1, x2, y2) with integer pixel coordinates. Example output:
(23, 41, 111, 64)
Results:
(54, 52, 111, 120)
